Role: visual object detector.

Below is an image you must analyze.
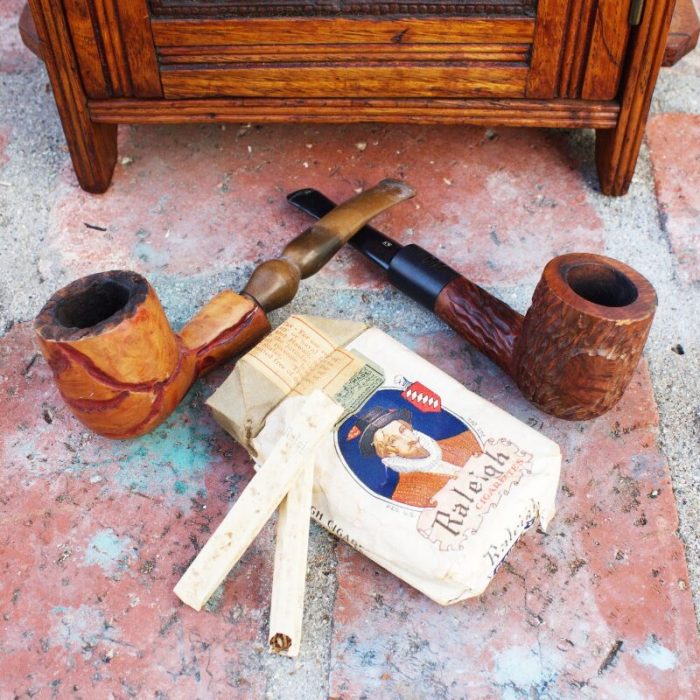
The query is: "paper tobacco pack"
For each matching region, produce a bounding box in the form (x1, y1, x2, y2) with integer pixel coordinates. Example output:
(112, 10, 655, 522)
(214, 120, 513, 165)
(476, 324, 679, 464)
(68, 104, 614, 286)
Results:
(207, 316, 561, 605)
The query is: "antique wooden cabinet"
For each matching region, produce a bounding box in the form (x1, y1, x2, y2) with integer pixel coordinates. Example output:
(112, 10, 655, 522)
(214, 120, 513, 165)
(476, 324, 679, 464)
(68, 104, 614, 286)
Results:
(20, 0, 694, 195)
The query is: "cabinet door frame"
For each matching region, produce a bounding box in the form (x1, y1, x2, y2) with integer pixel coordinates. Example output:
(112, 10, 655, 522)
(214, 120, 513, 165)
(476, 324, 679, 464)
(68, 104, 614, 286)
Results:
(61, 0, 161, 98)
(528, 0, 634, 100)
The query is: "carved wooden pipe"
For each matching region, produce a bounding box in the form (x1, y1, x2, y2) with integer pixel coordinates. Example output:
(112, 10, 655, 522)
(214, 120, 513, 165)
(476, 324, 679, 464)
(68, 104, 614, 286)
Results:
(288, 188, 658, 420)
(35, 179, 415, 438)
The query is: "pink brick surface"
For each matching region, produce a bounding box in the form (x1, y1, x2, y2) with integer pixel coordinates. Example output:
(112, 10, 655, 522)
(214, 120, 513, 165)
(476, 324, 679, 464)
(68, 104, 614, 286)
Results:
(329, 331, 699, 699)
(1, 15, 698, 692)
(3, 317, 698, 697)
(647, 114, 700, 284)
(1, 323, 271, 698)
(43, 124, 602, 289)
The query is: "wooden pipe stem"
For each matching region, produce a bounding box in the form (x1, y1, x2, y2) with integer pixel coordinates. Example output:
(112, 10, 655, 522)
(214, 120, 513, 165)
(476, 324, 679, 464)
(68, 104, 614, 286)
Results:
(243, 179, 415, 311)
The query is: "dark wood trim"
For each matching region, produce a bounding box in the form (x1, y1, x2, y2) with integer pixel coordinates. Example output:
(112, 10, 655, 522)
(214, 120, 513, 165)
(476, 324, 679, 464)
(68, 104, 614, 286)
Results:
(157, 43, 533, 66)
(89, 96, 620, 129)
(148, 0, 537, 18)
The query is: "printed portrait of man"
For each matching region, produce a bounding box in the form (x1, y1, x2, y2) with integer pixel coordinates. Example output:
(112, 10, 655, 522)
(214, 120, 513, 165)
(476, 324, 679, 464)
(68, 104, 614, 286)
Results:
(352, 405, 482, 508)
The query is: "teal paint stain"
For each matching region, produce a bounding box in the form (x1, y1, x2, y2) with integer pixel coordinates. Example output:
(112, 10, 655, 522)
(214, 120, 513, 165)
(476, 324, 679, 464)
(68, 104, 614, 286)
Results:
(635, 636, 677, 671)
(85, 386, 219, 506)
(84, 528, 134, 574)
(50, 604, 119, 651)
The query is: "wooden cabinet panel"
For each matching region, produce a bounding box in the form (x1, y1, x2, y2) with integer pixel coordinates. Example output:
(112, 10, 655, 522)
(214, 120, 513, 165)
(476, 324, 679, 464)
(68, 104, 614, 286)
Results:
(153, 17, 533, 99)
(150, 17, 536, 46)
(161, 65, 529, 99)
(581, 0, 633, 100)
(526, 0, 568, 98)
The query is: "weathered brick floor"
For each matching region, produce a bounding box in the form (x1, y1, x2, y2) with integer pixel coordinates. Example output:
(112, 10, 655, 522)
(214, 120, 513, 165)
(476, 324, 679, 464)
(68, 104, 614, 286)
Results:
(1, 1, 699, 697)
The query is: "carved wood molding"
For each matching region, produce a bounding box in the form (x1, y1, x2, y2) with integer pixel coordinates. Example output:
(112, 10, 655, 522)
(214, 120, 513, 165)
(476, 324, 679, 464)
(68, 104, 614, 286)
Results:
(596, 0, 676, 195)
(88, 96, 620, 129)
(148, 0, 537, 18)
(62, 0, 161, 98)
(558, 0, 632, 100)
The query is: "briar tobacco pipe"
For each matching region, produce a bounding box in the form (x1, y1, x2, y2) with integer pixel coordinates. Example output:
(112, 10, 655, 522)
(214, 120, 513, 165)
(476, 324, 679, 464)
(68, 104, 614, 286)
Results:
(288, 188, 657, 420)
(35, 179, 415, 438)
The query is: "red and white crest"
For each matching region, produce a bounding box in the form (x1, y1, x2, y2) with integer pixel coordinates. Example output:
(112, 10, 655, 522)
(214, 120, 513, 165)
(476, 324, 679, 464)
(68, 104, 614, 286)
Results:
(401, 381, 441, 413)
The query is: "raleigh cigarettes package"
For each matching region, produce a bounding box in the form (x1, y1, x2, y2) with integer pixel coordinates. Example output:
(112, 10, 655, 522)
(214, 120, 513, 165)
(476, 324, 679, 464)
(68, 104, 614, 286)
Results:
(207, 316, 561, 605)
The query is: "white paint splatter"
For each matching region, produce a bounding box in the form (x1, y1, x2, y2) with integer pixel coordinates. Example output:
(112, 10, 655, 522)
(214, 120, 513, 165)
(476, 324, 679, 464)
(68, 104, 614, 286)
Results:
(635, 637, 677, 671)
(494, 646, 543, 687)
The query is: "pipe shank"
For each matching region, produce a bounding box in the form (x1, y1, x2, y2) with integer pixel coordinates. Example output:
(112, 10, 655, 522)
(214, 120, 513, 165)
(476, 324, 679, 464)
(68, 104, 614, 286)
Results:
(434, 276, 524, 376)
(179, 290, 271, 376)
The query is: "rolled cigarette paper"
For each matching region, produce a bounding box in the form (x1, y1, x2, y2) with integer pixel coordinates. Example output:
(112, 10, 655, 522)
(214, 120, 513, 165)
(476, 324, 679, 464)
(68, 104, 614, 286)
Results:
(268, 457, 315, 657)
(174, 390, 342, 611)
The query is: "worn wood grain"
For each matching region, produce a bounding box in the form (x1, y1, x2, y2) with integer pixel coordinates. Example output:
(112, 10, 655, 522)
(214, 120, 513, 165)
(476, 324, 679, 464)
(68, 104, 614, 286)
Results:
(88, 96, 620, 128)
(151, 17, 536, 47)
(596, 0, 677, 195)
(115, 0, 162, 97)
(559, 0, 595, 97)
(160, 64, 529, 99)
(61, 0, 110, 97)
(27, 0, 117, 192)
(526, 0, 569, 98)
(581, 0, 633, 100)
(59, 0, 161, 98)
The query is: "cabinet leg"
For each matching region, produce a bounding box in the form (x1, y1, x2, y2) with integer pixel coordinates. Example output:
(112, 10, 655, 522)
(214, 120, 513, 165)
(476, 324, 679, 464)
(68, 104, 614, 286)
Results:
(594, 0, 676, 196)
(26, 0, 117, 193)
(595, 126, 639, 197)
(62, 121, 118, 195)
